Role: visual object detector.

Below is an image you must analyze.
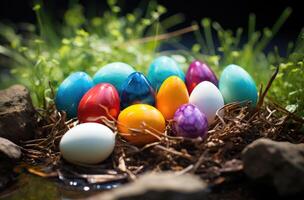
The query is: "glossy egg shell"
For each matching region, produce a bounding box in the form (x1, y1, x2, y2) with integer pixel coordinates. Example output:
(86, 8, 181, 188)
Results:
(174, 104, 208, 138)
(93, 62, 135, 94)
(78, 83, 120, 123)
(189, 81, 224, 124)
(156, 76, 189, 120)
(120, 72, 155, 109)
(219, 64, 258, 106)
(55, 72, 94, 118)
(147, 56, 185, 91)
(186, 60, 218, 94)
(117, 104, 166, 146)
(59, 123, 115, 164)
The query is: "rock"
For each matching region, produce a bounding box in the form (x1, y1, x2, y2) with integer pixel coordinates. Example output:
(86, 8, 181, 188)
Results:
(0, 84, 37, 144)
(242, 138, 304, 195)
(0, 137, 21, 190)
(89, 172, 209, 200)
(0, 137, 22, 161)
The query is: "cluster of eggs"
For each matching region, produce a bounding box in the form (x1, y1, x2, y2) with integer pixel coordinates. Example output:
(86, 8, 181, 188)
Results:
(56, 56, 258, 164)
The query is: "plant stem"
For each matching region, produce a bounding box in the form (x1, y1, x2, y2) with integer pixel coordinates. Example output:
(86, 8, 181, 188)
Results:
(202, 18, 215, 54)
(248, 14, 256, 40)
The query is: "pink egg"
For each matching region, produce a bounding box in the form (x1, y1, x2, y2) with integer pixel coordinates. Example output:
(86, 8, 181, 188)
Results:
(186, 60, 218, 94)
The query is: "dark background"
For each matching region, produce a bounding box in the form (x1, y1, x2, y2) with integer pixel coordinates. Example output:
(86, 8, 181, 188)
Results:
(0, 0, 303, 48)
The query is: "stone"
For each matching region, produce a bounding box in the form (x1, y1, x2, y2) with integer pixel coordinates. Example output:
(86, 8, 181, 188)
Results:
(0, 137, 22, 160)
(90, 172, 209, 200)
(0, 84, 37, 144)
(242, 138, 304, 195)
(0, 137, 21, 190)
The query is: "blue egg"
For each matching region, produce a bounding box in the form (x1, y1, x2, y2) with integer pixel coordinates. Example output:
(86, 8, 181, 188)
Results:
(55, 72, 94, 118)
(219, 64, 258, 106)
(93, 62, 135, 94)
(147, 56, 185, 91)
(120, 72, 155, 109)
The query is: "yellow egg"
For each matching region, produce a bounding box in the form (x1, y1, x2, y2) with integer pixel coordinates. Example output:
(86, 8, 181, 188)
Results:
(156, 76, 189, 120)
(117, 104, 166, 146)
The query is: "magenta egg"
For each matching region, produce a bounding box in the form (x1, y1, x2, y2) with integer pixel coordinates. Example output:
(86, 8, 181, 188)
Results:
(185, 60, 218, 94)
(173, 104, 208, 138)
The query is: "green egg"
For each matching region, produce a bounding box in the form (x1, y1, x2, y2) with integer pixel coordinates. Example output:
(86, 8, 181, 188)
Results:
(219, 64, 258, 106)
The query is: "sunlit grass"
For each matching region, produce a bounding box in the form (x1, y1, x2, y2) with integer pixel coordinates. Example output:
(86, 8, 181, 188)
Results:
(0, 1, 303, 116)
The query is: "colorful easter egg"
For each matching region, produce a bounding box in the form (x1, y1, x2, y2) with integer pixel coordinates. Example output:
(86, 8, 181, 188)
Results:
(156, 76, 189, 120)
(117, 104, 166, 146)
(186, 60, 218, 94)
(78, 83, 120, 123)
(93, 62, 135, 94)
(55, 72, 94, 118)
(189, 81, 224, 124)
(120, 72, 155, 109)
(173, 104, 208, 138)
(219, 64, 258, 106)
(147, 56, 185, 91)
(59, 123, 115, 164)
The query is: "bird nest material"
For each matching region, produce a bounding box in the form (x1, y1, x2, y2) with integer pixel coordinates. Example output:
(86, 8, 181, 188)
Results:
(20, 68, 304, 191)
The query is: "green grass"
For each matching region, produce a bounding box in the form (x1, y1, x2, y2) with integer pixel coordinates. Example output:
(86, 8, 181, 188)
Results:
(0, 0, 181, 107)
(0, 1, 303, 116)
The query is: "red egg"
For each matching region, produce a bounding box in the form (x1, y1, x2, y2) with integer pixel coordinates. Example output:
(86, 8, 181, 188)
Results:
(186, 60, 218, 94)
(78, 83, 120, 123)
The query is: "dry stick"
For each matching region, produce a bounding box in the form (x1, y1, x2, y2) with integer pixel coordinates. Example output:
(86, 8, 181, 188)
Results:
(268, 98, 304, 123)
(154, 145, 193, 161)
(256, 66, 280, 110)
(191, 153, 206, 173)
(175, 164, 194, 176)
(124, 25, 199, 45)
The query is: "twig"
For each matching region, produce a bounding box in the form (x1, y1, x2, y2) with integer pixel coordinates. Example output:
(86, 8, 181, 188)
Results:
(125, 25, 199, 45)
(256, 66, 280, 109)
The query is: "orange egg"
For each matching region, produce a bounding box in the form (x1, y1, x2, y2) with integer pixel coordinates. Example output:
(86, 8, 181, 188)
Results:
(156, 76, 189, 120)
(117, 104, 166, 146)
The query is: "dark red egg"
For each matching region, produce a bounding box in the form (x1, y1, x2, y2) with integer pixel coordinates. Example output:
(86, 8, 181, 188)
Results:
(78, 83, 120, 123)
(185, 60, 218, 94)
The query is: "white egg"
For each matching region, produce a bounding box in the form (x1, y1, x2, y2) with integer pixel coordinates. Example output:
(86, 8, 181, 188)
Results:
(59, 123, 115, 164)
(189, 81, 224, 124)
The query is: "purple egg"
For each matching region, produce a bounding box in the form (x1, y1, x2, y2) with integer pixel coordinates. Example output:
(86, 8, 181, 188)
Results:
(173, 104, 208, 138)
(186, 60, 218, 94)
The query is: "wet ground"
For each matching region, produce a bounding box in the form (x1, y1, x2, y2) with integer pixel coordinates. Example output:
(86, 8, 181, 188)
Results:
(1, 172, 303, 200)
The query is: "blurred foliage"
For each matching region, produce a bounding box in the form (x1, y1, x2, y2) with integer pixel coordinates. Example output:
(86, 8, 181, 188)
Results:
(0, 0, 182, 107)
(269, 31, 304, 116)
(0, 1, 303, 116)
(186, 8, 304, 117)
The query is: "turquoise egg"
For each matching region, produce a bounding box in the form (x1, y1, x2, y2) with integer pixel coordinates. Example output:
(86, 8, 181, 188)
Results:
(93, 62, 135, 94)
(55, 72, 94, 118)
(219, 64, 258, 106)
(120, 72, 155, 109)
(147, 56, 185, 91)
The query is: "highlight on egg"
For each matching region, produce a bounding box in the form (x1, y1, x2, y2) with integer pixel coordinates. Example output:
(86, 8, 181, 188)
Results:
(78, 83, 120, 123)
(147, 56, 185, 91)
(117, 104, 166, 146)
(59, 123, 115, 164)
(120, 72, 155, 109)
(93, 62, 136, 94)
(219, 64, 258, 106)
(185, 60, 218, 94)
(156, 76, 189, 120)
(189, 81, 224, 124)
(55, 71, 94, 118)
(173, 104, 208, 138)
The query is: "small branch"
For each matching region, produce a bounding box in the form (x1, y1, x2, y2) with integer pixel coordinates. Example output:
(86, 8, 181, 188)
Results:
(125, 25, 199, 45)
(256, 66, 280, 109)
